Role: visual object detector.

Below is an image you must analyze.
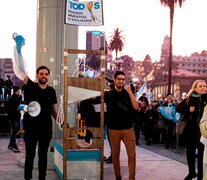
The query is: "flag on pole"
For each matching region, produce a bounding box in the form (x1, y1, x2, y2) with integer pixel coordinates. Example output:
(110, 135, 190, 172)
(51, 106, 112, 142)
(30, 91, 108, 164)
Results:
(65, 0, 104, 26)
(147, 89, 152, 101)
(136, 82, 147, 100)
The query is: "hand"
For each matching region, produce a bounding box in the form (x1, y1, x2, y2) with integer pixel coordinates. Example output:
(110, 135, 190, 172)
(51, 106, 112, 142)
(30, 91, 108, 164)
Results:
(189, 106, 195, 112)
(124, 85, 132, 94)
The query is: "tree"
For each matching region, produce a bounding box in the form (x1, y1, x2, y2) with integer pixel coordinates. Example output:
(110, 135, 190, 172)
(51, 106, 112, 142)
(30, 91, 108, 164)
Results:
(109, 28, 125, 60)
(160, 0, 185, 95)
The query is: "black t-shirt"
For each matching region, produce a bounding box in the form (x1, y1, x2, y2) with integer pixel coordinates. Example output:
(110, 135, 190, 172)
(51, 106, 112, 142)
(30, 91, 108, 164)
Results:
(7, 94, 22, 121)
(105, 88, 134, 130)
(23, 79, 57, 133)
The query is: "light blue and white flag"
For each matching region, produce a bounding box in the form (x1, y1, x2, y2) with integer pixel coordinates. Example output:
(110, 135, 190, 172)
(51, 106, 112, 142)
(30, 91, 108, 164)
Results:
(136, 81, 147, 100)
(85, 68, 96, 78)
(12, 32, 28, 80)
(147, 88, 152, 102)
(158, 106, 181, 122)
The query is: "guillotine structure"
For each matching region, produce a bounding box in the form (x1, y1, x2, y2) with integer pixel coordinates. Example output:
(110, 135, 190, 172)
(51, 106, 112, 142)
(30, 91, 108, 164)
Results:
(54, 49, 105, 180)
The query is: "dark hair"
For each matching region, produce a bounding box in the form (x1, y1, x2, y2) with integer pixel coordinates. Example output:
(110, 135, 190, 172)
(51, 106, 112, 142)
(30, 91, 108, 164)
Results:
(13, 86, 20, 93)
(114, 71, 125, 79)
(36, 66, 50, 75)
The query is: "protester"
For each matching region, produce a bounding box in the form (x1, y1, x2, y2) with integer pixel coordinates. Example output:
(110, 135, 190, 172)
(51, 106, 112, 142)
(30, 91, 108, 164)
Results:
(0, 76, 4, 99)
(133, 103, 142, 146)
(176, 79, 207, 180)
(103, 80, 114, 164)
(161, 94, 176, 149)
(7, 86, 22, 152)
(23, 66, 59, 180)
(4, 75, 13, 99)
(199, 105, 207, 180)
(12, 33, 59, 180)
(79, 98, 99, 144)
(138, 92, 149, 107)
(144, 102, 159, 145)
(104, 71, 138, 180)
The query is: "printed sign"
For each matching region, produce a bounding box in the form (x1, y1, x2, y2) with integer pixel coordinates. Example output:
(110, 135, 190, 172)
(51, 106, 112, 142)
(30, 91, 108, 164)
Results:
(65, 0, 104, 26)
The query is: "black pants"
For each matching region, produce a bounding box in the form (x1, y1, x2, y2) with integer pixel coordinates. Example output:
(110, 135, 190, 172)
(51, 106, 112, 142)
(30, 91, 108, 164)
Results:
(9, 120, 17, 147)
(24, 131, 51, 180)
(164, 120, 176, 147)
(186, 142, 204, 180)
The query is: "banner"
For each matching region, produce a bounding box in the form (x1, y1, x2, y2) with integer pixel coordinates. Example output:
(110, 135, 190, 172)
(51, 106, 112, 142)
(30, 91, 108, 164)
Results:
(65, 0, 104, 26)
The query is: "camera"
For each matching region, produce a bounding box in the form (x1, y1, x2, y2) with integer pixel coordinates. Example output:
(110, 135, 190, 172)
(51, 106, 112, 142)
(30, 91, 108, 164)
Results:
(130, 83, 135, 93)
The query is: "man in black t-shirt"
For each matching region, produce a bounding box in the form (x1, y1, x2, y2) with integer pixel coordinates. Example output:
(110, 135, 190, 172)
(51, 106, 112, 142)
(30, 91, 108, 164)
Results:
(12, 33, 59, 180)
(105, 71, 138, 180)
(21, 66, 58, 180)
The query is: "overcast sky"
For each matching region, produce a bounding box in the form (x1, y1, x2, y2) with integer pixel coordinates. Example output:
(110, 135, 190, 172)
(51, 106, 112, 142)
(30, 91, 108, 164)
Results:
(1, 0, 207, 78)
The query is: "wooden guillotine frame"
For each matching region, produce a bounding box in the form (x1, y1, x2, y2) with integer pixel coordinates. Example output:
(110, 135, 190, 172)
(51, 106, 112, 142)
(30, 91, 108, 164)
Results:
(62, 49, 105, 180)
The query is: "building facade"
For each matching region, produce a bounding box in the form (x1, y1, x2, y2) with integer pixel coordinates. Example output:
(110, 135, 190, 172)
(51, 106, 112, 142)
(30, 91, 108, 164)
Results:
(0, 58, 22, 87)
(174, 51, 207, 75)
(86, 31, 105, 51)
(146, 35, 207, 100)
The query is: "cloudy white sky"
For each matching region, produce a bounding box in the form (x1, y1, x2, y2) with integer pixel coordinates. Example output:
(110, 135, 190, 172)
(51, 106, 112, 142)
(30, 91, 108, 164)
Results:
(1, 0, 207, 77)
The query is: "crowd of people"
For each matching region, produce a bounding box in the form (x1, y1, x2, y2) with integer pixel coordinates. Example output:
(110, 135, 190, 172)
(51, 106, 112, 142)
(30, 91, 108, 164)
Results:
(5, 31, 207, 180)
(5, 68, 207, 180)
(132, 79, 207, 180)
(76, 74, 207, 180)
(5, 64, 207, 180)
(0, 75, 14, 100)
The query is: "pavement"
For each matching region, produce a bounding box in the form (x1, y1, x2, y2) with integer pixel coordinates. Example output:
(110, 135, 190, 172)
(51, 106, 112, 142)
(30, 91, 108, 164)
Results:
(0, 134, 189, 180)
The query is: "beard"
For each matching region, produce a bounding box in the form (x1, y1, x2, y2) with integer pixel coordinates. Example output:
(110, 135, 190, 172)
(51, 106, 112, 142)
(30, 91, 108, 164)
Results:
(115, 83, 124, 91)
(38, 78, 48, 85)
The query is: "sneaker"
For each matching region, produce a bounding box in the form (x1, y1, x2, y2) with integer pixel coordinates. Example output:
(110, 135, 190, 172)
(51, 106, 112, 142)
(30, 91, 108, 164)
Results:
(12, 146, 20, 153)
(7, 145, 13, 149)
(146, 141, 151, 145)
(184, 172, 197, 180)
(105, 155, 112, 164)
(16, 129, 24, 136)
(116, 176, 122, 180)
(136, 141, 140, 146)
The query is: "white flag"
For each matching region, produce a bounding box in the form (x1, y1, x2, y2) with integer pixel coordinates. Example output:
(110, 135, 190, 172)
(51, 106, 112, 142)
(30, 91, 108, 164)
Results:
(136, 82, 147, 100)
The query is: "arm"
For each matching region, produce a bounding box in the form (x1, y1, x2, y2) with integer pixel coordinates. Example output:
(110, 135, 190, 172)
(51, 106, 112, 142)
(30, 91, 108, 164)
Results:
(125, 85, 138, 110)
(200, 105, 207, 138)
(175, 99, 188, 113)
(51, 104, 58, 120)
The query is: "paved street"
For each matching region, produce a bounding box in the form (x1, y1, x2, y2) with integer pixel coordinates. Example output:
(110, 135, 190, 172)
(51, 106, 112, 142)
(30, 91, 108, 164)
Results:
(0, 134, 188, 180)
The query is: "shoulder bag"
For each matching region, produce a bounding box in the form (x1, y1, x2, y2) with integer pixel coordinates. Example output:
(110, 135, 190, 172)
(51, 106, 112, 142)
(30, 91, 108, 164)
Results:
(176, 114, 187, 135)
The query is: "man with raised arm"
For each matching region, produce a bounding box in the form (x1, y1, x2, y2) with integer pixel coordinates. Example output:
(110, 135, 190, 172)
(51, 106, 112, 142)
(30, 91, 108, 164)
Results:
(12, 33, 58, 180)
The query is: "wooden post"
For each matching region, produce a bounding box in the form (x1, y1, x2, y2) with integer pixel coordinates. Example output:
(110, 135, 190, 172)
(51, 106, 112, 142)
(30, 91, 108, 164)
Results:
(100, 52, 105, 180)
(63, 52, 69, 180)
(63, 49, 104, 180)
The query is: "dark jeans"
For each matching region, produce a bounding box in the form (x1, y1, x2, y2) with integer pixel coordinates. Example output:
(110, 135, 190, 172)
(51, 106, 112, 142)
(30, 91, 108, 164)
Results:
(9, 120, 18, 147)
(164, 120, 176, 147)
(24, 131, 51, 180)
(4, 89, 11, 99)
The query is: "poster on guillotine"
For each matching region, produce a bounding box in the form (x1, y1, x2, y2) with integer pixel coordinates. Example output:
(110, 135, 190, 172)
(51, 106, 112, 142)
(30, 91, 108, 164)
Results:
(65, 0, 104, 26)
